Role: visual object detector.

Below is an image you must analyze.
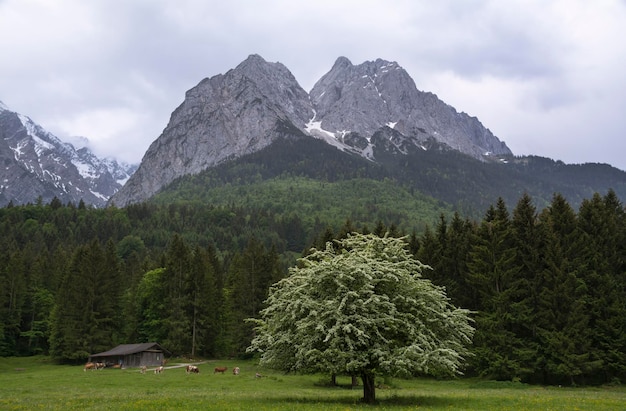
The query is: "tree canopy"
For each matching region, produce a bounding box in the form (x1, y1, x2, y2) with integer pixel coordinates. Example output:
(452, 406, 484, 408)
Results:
(247, 232, 474, 404)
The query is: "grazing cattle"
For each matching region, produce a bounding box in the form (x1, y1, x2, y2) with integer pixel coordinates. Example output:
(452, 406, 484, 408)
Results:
(154, 366, 164, 374)
(95, 362, 106, 370)
(84, 362, 95, 371)
(214, 366, 227, 374)
(186, 365, 199, 374)
(140, 366, 147, 374)
(112, 364, 122, 369)
(233, 367, 240, 375)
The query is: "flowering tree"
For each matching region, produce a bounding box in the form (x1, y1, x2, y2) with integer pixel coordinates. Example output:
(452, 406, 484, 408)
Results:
(248, 233, 474, 404)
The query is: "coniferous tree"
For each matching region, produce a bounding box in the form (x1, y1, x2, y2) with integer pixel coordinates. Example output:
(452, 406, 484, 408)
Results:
(199, 243, 223, 357)
(224, 237, 279, 356)
(416, 224, 437, 267)
(0, 247, 26, 356)
(576, 191, 626, 383)
(100, 239, 123, 345)
(507, 193, 542, 380)
(162, 234, 192, 355)
(467, 198, 519, 379)
(439, 212, 475, 308)
(534, 193, 591, 384)
(186, 245, 223, 357)
(50, 240, 114, 361)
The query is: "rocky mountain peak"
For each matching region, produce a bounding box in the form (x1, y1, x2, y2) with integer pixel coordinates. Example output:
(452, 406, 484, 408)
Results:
(331, 56, 353, 69)
(110, 55, 313, 206)
(310, 57, 410, 133)
(0, 102, 135, 207)
(109, 55, 513, 206)
(310, 58, 511, 159)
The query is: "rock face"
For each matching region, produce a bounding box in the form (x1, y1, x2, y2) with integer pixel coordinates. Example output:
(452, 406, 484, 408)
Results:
(0, 102, 136, 207)
(110, 55, 512, 206)
(309, 57, 510, 159)
(110, 55, 313, 206)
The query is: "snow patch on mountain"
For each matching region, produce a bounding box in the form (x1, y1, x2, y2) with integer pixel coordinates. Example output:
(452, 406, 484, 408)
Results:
(0, 103, 137, 207)
(305, 110, 348, 151)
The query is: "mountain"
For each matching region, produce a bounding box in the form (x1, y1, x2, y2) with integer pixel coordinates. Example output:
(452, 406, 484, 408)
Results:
(150, 135, 626, 222)
(0, 101, 136, 207)
(308, 57, 510, 159)
(110, 55, 512, 206)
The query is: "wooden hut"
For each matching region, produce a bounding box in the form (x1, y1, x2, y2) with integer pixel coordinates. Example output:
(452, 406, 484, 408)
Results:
(89, 343, 169, 368)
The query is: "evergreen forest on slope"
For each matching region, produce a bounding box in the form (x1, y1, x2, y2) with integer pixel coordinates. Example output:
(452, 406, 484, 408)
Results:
(1, 137, 626, 386)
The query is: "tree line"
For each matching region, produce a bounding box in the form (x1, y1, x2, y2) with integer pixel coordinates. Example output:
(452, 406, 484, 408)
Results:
(0, 190, 624, 386)
(416, 191, 625, 385)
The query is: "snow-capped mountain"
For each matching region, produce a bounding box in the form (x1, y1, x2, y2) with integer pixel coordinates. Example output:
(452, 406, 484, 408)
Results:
(110, 55, 511, 206)
(0, 101, 136, 207)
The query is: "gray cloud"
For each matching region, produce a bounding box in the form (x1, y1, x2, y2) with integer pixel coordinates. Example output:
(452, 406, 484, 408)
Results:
(1, 0, 625, 171)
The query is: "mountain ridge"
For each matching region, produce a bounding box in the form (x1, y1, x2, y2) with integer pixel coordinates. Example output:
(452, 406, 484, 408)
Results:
(3, 55, 624, 209)
(0, 101, 136, 207)
(110, 54, 513, 206)
(152, 135, 626, 217)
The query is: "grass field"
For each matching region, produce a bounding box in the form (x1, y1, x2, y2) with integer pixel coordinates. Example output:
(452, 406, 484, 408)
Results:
(1, 356, 624, 410)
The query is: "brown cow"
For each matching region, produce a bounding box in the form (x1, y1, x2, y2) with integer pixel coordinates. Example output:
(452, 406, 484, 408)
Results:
(186, 365, 199, 374)
(140, 365, 147, 374)
(214, 366, 227, 374)
(154, 366, 164, 374)
(83, 362, 95, 371)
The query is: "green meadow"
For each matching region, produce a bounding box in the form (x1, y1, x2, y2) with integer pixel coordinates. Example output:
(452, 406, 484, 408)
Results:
(1, 356, 624, 410)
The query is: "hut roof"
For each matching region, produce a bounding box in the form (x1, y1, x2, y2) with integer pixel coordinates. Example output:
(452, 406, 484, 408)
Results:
(90, 342, 169, 357)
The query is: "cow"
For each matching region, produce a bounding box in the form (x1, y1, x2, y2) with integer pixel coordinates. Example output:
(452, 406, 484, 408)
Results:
(186, 365, 199, 374)
(214, 366, 227, 374)
(232, 367, 240, 375)
(154, 366, 164, 374)
(83, 362, 95, 371)
(140, 365, 147, 374)
(95, 362, 106, 370)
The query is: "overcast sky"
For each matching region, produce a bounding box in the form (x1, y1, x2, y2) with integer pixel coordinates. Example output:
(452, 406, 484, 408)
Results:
(1, 0, 625, 171)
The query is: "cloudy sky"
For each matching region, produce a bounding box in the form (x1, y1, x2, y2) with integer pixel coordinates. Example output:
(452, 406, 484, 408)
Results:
(1, 0, 625, 170)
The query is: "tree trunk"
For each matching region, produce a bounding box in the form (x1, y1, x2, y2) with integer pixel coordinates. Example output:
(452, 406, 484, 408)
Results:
(361, 372, 376, 404)
(191, 302, 197, 357)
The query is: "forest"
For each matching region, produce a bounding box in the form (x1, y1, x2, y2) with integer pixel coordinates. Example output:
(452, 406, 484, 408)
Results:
(0, 189, 624, 386)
